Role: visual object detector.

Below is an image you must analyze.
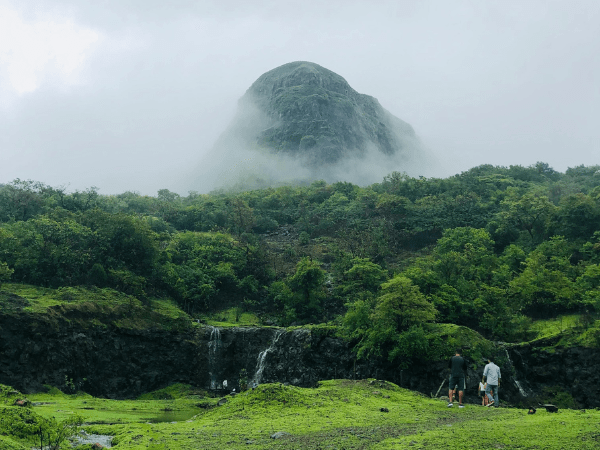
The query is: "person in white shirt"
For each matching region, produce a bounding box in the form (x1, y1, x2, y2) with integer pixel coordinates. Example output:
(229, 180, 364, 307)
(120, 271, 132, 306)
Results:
(482, 357, 501, 407)
(479, 380, 489, 406)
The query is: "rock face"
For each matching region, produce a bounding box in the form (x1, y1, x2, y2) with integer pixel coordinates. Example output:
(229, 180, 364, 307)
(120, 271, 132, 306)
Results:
(1, 312, 597, 407)
(240, 61, 416, 164)
(200, 61, 427, 188)
(0, 312, 443, 398)
(507, 341, 600, 408)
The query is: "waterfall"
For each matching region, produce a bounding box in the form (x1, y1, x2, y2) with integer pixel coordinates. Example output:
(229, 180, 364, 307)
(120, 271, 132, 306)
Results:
(502, 347, 531, 397)
(253, 329, 285, 384)
(207, 326, 222, 390)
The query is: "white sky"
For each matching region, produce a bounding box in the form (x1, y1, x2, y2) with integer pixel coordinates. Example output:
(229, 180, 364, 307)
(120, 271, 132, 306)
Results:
(0, 0, 599, 195)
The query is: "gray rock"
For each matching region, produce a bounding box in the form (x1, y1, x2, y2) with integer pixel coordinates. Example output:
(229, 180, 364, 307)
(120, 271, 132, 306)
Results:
(270, 431, 291, 439)
(201, 61, 427, 189)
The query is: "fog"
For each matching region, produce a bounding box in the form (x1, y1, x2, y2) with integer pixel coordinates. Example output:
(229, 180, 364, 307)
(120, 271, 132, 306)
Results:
(1, 0, 599, 195)
(189, 79, 435, 193)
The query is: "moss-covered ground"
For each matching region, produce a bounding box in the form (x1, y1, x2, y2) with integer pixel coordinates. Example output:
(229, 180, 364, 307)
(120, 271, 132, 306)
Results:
(0, 283, 192, 331)
(0, 283, 268, 330)
(2, 380, 599, 449)
(200, 307, 261, 327)
(523, 314, 600, 349)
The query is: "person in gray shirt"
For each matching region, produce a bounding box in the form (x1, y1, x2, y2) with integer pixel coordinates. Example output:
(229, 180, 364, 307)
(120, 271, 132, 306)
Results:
(482, 357, 501, 407)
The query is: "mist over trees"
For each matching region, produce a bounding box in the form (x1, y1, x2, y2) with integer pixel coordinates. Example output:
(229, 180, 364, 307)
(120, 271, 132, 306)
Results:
(1, 162, 600, 362)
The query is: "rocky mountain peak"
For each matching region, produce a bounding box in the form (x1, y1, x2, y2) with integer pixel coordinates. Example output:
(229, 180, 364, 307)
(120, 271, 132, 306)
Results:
(198, 61, 429, 189)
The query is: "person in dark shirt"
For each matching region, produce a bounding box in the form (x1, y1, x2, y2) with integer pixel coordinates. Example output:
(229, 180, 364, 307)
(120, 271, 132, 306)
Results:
(448, 348, 467, 408)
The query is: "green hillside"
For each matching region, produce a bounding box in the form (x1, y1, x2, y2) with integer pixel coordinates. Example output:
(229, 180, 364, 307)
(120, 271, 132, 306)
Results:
(1, 380, 598, 449)
(2, 163, 600, 352)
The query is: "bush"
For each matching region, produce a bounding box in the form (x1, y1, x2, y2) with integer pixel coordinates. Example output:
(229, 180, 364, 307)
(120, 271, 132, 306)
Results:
(0, 261, 13, 289)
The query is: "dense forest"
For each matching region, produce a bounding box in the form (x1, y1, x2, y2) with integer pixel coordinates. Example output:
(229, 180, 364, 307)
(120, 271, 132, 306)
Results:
(1, 162, 600, 364)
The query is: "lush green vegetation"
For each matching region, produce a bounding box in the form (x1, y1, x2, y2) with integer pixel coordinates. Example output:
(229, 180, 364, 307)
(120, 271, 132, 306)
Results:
(1, 380, 599, 449)
(2, 163, 600, 362)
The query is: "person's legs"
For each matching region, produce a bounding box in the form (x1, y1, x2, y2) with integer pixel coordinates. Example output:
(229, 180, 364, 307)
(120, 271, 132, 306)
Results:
(493, 385, 499, 406)
(448, 376, 458, 406)
(485, 384, 494, 404)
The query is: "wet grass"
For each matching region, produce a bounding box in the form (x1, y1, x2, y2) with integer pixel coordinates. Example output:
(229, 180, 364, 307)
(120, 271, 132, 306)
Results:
(0, 283, 192, 331)
(27, 387, 208, 426)
(3, 380, 599, 449)
(529, 314, 582, 340)
(525, 314, 600, 349)
(199, 307, 261, 327)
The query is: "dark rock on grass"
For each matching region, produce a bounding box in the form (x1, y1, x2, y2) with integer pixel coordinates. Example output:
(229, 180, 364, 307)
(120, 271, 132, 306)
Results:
(270, 431, 291, 439)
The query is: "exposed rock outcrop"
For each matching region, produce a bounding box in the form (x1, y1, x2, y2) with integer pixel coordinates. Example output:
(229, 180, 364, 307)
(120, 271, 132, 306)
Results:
(197, 61, 430, 189)
(239, 61, 417, 165)
(1, 312, 597, 408)
(507, 341, 600, 408)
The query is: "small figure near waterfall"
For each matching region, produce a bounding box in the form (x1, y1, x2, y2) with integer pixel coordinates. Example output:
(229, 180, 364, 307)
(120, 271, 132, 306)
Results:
(479, 380, 490, 406)
(448, 349, 467, 408)
(223, 380, 228, 390)
(483, 357, 501, 407)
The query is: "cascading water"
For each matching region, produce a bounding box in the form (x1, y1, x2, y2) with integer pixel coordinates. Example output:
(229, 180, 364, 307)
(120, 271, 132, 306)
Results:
(503, 347, 531, 397)
(207, 326, 222, 390)
(253, 329, 285, 384)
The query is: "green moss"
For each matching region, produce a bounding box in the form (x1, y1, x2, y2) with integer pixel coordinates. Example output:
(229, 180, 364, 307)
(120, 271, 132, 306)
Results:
(529, 314, 581, 340)
(572, 321, 600, 347)
(0, 435, 28, 450)
(0, 380, 596, 449)
(523, 315, 600, 349)
(0, 384, 22, 405)
(201, 307, 261, 327)
(137, 383, 204, 400)
(0, 406, 48, 447)
(28, 390, 206, 425)
(0, 283, 192, 331)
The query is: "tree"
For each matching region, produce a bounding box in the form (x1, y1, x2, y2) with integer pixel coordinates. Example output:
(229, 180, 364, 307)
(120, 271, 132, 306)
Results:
(554, 193, 600, 240)
(575, 263, 600, 312)
(339, 258, 387, 297)
(497, 189, 556, 245)
(0, 261, 13, 289)
(509, 237, 579, 315)
(285, 257, 327, 323)
(0, 179, 52, 222)
(161, 231, 247, 313)
(0, 216, 96, 287)
(230, 198, 255, 237)
(349, 275, 437, 361)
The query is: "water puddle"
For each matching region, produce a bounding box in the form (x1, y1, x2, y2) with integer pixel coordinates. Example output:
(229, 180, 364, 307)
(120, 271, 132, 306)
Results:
(72, 432, 113, 448)
(130, 409, 198, 423)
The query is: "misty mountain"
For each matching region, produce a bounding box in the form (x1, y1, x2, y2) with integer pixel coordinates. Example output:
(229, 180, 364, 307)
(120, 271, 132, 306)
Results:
(195, 61, 430, 190)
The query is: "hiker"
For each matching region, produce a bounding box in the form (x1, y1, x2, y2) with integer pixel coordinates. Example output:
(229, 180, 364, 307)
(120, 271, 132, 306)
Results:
(479, 380, 489, 406)
(448, 349, 467, 408)
(483, 357, 501, 407)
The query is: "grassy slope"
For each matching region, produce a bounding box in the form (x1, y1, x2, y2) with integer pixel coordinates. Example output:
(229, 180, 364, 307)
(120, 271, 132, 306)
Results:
(0, 283, 192, 331)
(2, 380, 599, 449)
(2, 283, 600, 448)
(0, 283, 266, 329)
(520, 314, 600, 349)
